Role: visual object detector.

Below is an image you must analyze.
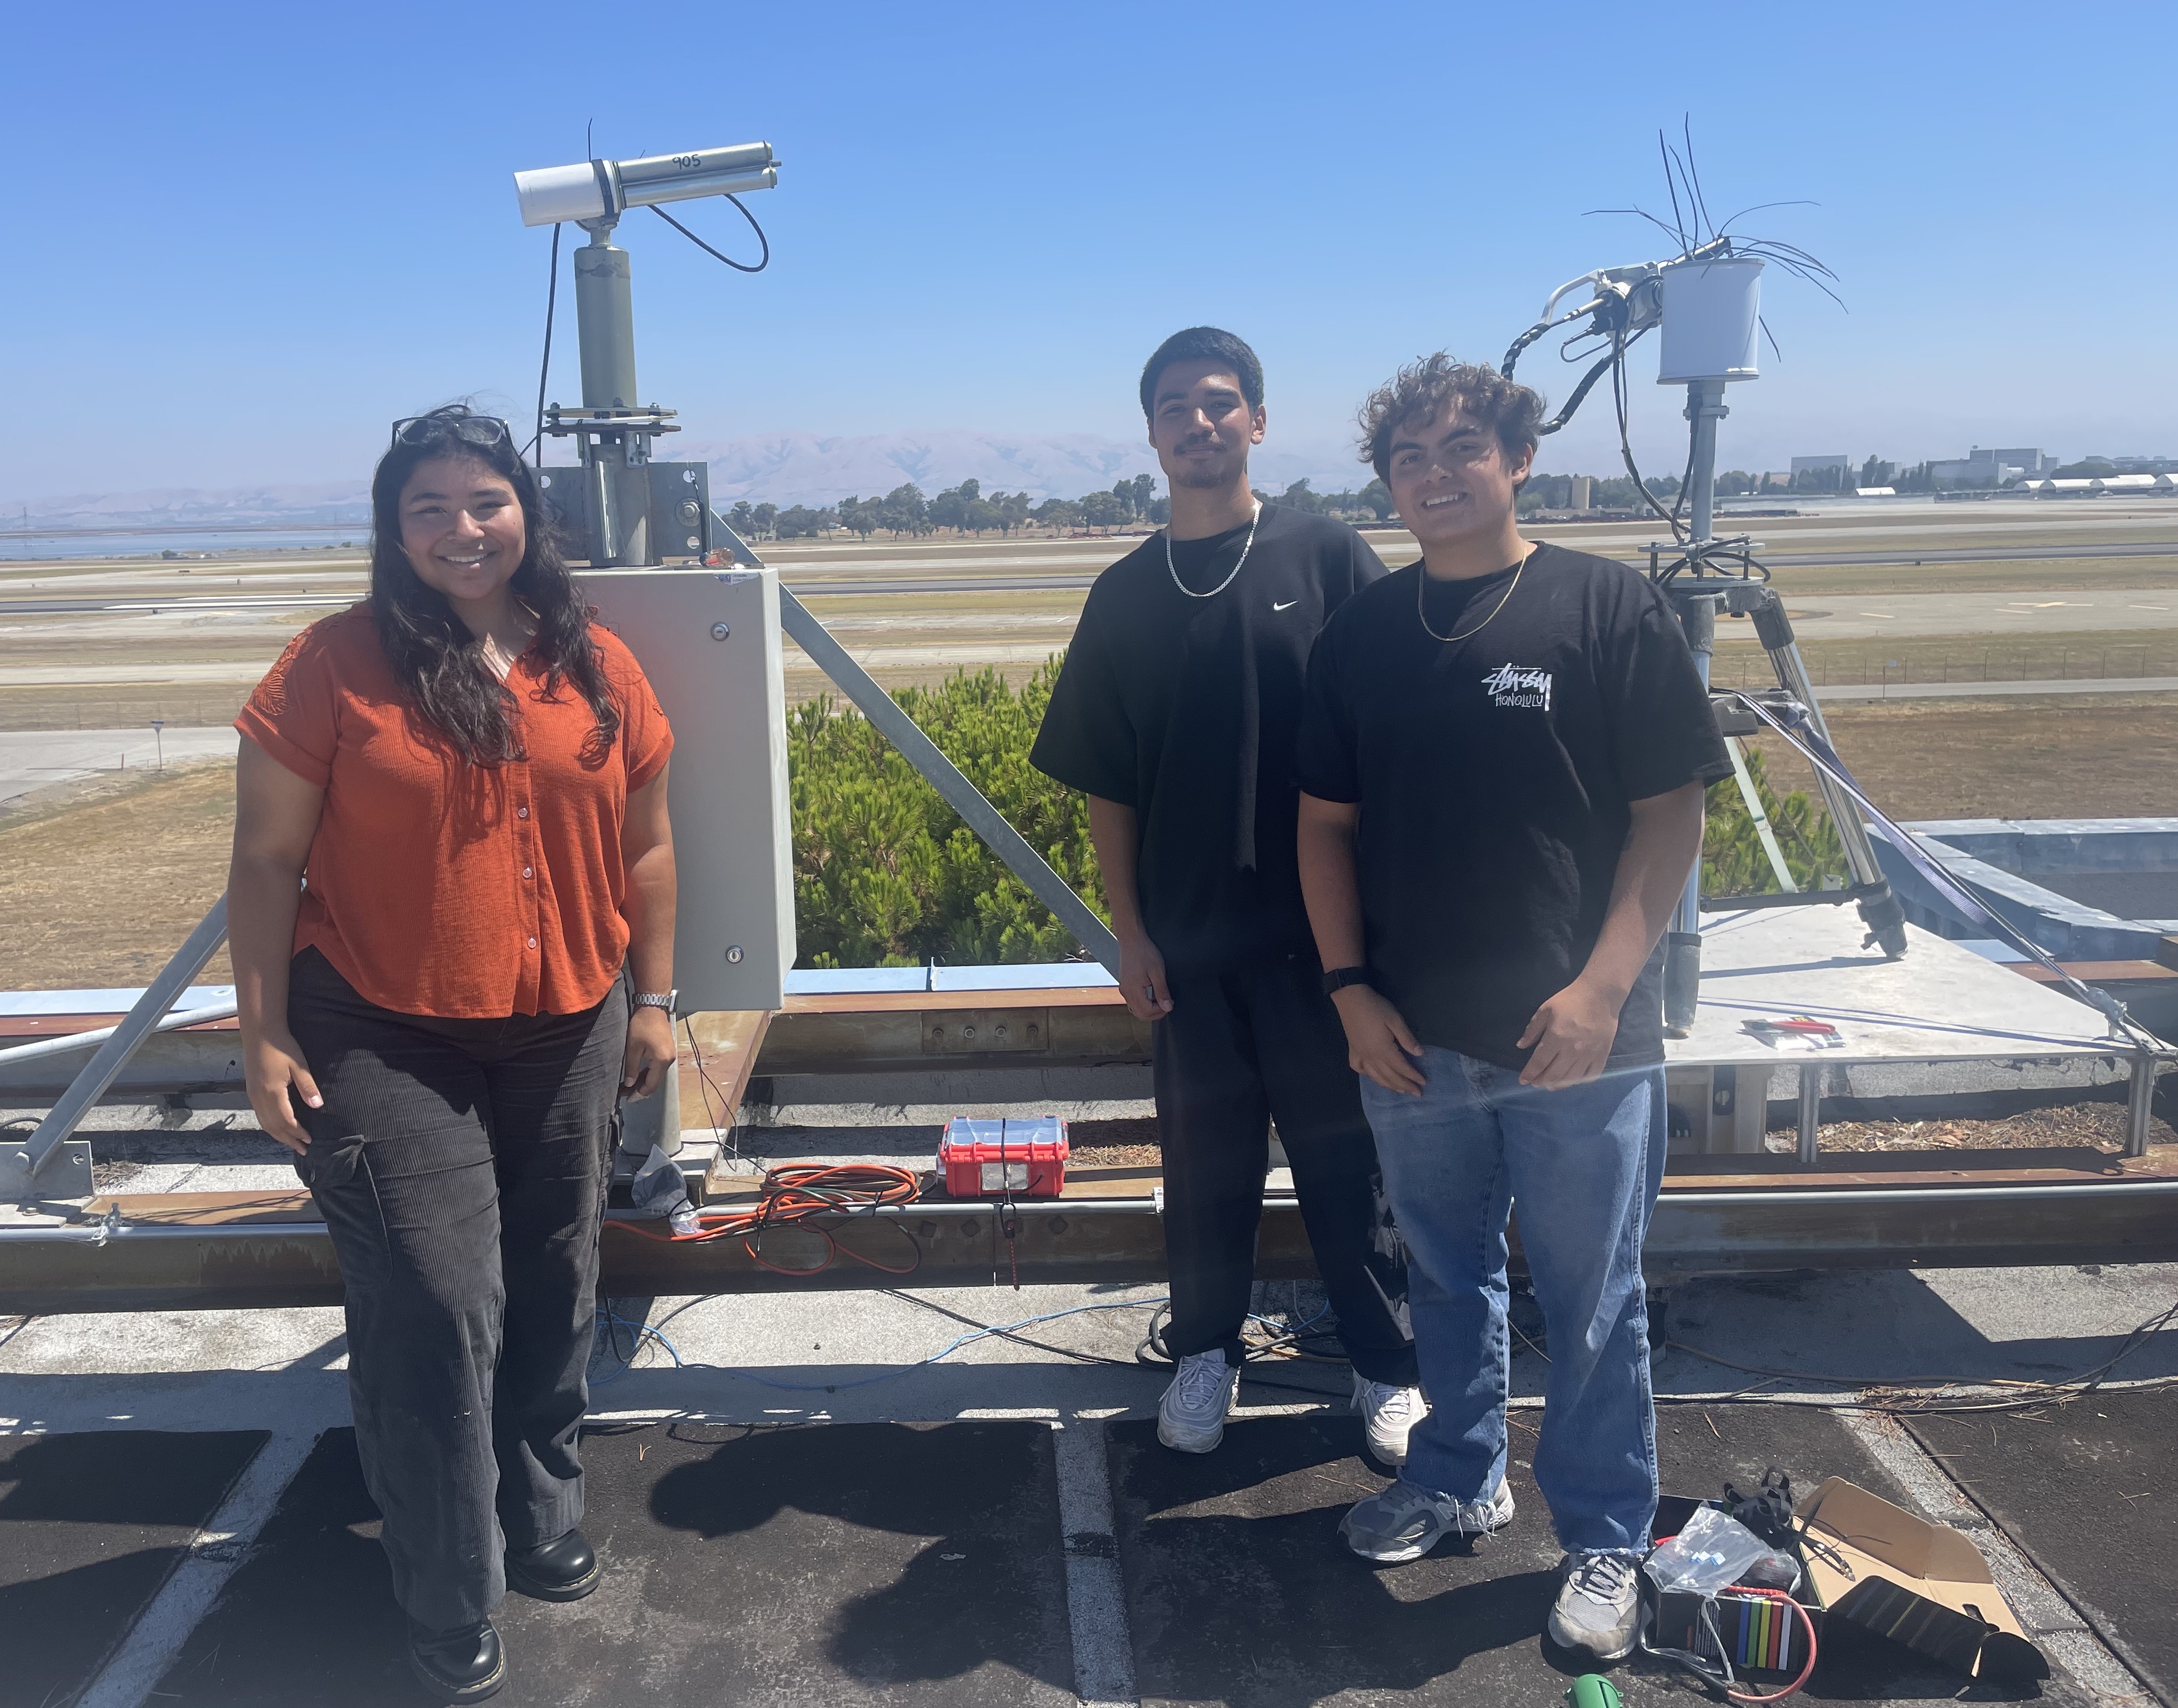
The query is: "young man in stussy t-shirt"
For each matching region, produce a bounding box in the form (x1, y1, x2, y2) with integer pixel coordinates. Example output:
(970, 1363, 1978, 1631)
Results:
(1294, 354, 1729, 1662)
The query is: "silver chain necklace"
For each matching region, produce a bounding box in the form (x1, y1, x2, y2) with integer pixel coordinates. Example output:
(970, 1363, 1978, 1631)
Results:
(1417, 546, 1534, 643)
(1165, 503, 1262, 599)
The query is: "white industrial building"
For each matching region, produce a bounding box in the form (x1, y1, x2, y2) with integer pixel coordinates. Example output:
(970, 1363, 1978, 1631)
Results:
(1928, 446, 2058, 486)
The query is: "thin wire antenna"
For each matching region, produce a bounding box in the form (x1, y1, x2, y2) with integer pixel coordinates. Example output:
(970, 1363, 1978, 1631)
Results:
(1585, 205, 1699, 249)
(1681, 116, 1716, 246)
(1663, 139, 1703, 250)
(1717, 199, 1817, 236)
(1658, 131, 1689, 252)
(1760, 316, 1783, 361)
(527, 222, 562, 465)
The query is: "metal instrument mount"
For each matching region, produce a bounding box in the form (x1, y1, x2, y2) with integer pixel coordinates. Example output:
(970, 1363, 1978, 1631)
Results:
(537, 212, 713, 569)
(1652, 380, 1908, 1036)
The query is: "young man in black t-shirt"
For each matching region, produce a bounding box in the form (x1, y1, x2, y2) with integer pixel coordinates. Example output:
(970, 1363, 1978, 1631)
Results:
(1031, 327, 1423, 1461)
(1294, 354, 1729, 1662)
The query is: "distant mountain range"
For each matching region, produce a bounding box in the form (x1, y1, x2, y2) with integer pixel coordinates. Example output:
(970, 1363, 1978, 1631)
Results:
(5, 431, 1363, 528)
(684, 429, 1352, 507)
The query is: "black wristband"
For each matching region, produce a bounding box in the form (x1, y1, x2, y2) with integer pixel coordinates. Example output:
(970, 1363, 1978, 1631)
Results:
(1320, 966, 1374, 997)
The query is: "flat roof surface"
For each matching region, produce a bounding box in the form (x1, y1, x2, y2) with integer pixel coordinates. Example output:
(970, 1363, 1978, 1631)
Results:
(3, 1261, 2173, 1706)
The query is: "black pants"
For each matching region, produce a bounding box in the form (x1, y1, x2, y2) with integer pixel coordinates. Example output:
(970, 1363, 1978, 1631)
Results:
(287, 948, 627, 1627)
(1154, 953, 1417, 1386)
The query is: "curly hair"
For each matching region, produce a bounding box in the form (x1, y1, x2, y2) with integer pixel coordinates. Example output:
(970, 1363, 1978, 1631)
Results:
(369, 405, 620, 766)
(1357, 354, 1543, 490)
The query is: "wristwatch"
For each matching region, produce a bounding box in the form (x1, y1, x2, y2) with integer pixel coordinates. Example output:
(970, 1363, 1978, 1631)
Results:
(1320, 966, 1374, 998)
(634, 988, 678, 1017)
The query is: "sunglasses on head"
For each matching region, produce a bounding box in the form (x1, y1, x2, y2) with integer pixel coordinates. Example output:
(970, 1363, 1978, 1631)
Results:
(389, 412, 514, 450)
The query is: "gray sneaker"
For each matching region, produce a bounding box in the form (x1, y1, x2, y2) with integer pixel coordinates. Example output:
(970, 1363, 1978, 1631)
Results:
(1547, 1551, 1644, 1662)
(1157, 1350, 1239, 1453)
(1340, 1478, 1515, 1563)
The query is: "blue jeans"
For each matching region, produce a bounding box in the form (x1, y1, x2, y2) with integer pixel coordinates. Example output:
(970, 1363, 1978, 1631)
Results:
(1358, 1047, 1666, 1555)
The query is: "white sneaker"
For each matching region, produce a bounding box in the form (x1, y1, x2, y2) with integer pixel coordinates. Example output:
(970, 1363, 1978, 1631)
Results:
(1350, 1374, 1427, 1466)
(1158, 1350, 1239, 1453)
(1547, 1551, 1644, 1662)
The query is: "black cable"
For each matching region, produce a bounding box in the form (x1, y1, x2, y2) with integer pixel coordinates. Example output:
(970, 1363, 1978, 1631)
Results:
(528, 222, 561, 466)
(1611, 331, 1685, 539)
(1536, 348, 1617, 437)
(650, 195, 770, 274)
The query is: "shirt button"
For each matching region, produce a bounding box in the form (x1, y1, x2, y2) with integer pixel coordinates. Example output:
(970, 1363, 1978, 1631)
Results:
(527, 936, 538, 949)
(522, 866, 533, 879)
(517, 807, 529, 819)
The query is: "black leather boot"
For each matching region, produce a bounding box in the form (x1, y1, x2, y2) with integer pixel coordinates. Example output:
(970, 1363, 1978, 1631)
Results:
(407, 1617, 505, 1704)
(505, 1528, 603, 1602)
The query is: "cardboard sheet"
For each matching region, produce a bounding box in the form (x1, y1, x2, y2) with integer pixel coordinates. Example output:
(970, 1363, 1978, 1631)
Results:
(1795, 1477, 2047, 1681)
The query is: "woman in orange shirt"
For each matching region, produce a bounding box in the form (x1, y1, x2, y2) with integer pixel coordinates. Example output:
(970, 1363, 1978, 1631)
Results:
(228, 407, 677, 1704)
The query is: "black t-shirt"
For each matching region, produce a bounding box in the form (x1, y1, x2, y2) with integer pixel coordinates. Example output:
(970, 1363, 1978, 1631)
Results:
(1296, 542, 1731, 1069)
(1031, 505, 1387, 973)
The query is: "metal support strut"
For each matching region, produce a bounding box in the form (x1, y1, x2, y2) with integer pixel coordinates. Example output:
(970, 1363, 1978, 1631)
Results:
(2, 896, 231, 1202)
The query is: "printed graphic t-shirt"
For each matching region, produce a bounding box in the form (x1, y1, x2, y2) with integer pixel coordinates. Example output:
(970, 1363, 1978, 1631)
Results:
(1031, 505, 1386, 973)
(1295, 542, 1731, 1069)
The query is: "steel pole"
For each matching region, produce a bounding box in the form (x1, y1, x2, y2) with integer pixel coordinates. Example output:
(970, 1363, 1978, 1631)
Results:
(1663, 589, 1713, 1036)
(574, 232, 638, 410)
(2128, 1052, 2158, 1159)
(572, 223, 652, 566)
(1661, 379, 1732, 1035)
(1684, 379, 1726, 545)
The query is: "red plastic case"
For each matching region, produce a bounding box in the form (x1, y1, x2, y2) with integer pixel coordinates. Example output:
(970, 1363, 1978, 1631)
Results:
(938, 1116, 1068, 1198)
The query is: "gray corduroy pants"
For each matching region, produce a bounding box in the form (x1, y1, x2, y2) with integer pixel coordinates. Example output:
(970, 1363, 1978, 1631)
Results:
(288, 947, 627, 1627)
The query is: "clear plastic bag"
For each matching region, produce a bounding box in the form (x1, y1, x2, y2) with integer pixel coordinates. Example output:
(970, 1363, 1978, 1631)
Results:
(1644, 1505, 1798, 1597)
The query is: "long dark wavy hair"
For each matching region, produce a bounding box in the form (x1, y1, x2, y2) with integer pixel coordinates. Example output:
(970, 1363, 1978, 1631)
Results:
(369, 406, 619, 766)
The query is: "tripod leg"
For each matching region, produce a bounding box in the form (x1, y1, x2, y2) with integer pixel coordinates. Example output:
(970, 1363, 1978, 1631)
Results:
(1750, 593, 1910, 958)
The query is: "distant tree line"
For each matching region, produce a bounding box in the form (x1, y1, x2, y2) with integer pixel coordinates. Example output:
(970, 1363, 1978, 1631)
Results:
(723, 473, 1419, 541)
(1517, 474, 1684, 513)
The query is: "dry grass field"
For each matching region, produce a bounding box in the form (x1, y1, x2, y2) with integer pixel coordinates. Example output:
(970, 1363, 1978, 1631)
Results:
(0, 761, 234, 989)
(1755, 691, 2178, 820)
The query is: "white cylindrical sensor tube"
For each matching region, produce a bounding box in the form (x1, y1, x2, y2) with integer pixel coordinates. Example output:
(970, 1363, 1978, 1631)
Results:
(514, 162, 613, 227)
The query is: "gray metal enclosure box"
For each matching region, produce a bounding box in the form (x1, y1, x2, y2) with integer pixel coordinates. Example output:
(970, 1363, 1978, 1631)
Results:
(576, 566, 795, 1011)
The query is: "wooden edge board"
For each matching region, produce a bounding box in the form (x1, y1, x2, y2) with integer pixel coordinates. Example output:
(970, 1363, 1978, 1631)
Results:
(780, 986, 1123, 1015)
(678, 1008, 774, 1138)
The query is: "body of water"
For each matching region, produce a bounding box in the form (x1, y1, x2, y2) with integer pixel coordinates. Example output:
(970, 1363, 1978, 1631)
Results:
(0, 526, 367, 561)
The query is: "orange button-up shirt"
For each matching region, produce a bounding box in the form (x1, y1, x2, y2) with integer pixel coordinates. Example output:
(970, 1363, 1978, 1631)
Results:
(237, 605, 673, 1018)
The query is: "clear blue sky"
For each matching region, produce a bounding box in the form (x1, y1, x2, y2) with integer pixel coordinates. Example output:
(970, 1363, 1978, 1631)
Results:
(6, 1, 2173, 501)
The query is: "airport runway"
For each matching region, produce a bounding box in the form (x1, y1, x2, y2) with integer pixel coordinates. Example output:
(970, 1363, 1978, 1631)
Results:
(0, 726, 237, 807)
(2, 534, 2176, 614)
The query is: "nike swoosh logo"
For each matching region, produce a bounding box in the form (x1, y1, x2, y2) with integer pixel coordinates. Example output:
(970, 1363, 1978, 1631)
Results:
(1272, 600, 1298, 612)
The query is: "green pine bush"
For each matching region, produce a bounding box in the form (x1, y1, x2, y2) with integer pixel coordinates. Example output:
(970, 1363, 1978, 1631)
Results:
(1701, 743, 1848, 896)
(789, 657, 1846, 967)
(790, 659, 1104, 967)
